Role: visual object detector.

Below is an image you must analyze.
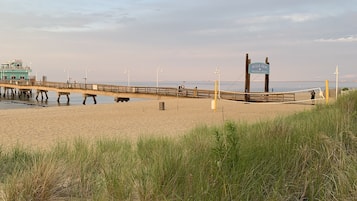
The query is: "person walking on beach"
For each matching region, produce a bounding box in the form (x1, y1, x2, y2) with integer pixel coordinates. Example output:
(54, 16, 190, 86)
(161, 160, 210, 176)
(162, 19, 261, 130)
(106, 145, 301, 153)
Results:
(310, 90, 316, 105)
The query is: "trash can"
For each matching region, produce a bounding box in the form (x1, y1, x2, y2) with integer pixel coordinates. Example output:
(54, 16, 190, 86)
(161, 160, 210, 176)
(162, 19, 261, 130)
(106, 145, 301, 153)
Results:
(159, 102, 165, 110)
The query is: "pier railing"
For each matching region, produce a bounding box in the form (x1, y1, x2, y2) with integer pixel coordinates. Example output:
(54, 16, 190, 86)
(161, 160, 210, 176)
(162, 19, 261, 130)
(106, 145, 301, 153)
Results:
(0, 80, 296, 102)
(0, 80, 218, 99)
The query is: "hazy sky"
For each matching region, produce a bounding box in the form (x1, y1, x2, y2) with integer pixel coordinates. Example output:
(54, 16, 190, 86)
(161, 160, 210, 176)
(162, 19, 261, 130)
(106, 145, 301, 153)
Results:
(0, 0, 356, 83)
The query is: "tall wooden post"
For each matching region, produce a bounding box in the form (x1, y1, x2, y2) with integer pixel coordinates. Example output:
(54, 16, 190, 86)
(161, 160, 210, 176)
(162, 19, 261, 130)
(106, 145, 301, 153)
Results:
(244, 53, 251, 102)
(265, 57, 269, 93)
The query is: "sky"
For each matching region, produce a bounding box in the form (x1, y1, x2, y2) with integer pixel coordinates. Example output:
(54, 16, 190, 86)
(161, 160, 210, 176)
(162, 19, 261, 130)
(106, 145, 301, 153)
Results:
(0, 0, 356, 83)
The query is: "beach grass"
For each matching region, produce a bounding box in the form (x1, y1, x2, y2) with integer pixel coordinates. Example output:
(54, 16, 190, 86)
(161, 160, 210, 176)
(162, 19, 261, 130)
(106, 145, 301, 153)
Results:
(1, 91, 357, 200)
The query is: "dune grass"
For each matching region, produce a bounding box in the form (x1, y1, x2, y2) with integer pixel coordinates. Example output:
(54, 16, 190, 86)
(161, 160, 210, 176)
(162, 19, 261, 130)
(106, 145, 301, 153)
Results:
(1, 91, 356, 200)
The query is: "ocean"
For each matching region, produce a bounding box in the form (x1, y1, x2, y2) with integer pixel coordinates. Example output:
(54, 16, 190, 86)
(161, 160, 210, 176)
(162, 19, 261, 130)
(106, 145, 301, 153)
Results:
(0, 80, 356, 109)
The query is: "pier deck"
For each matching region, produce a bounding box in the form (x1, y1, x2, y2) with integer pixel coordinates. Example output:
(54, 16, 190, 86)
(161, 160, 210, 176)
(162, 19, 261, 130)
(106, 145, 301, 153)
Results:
(0, 80, 296, 104)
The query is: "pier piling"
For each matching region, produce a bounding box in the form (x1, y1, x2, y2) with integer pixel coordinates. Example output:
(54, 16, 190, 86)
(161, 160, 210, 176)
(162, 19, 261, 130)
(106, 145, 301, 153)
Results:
(83, 94, 97, 105)
(57, 92, 70, 103)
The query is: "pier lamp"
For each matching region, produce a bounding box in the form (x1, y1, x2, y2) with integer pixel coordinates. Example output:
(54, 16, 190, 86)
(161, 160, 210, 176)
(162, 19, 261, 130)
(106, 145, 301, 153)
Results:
(334, 65, 339, 100)
(156, 67, 163, 88)
(64, 69, 70, 83)
(156, 67, 163, 94)
(83, 68, 88, 89)
(124, 68, 130, 86)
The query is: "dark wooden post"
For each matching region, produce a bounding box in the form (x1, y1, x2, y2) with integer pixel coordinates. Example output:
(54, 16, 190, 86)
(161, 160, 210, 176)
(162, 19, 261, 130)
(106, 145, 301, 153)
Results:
(265, 57, 270, 93)
(244, 53, 251, 101)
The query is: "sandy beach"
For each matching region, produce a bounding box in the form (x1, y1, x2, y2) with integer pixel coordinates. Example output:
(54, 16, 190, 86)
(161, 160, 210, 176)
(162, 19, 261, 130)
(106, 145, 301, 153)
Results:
(0, 97, 315, 150)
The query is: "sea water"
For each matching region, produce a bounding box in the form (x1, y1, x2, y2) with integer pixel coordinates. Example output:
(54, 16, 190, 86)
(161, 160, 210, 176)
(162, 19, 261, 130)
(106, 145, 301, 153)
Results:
(0, 81, 356, 109)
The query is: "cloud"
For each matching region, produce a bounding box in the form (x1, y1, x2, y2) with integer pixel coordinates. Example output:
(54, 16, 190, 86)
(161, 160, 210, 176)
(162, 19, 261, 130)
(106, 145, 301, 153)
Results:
(237, 13, 320, 25)
(0, 0, 356, 82)
(282, 13, 320, 22)
(0, 1, 137, 33)
(315, 35, 357, 42)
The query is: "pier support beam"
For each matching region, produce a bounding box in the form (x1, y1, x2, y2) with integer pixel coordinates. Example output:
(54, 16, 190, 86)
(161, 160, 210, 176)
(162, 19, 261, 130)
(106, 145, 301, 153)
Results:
(57, 92, 70, 103)
(36, 90, 48, 101)
(3, 87, 15, 98)
(19, 89, 32, 98)
(83, 94, 97, 105)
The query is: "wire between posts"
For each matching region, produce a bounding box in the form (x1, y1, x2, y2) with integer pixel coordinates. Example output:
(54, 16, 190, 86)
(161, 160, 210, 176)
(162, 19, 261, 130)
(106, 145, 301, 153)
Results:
(220, 87, 325, 105)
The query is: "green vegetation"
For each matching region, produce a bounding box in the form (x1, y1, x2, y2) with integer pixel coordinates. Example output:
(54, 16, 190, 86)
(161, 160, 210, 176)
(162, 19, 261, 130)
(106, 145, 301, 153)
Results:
(1, 91, 357, 200)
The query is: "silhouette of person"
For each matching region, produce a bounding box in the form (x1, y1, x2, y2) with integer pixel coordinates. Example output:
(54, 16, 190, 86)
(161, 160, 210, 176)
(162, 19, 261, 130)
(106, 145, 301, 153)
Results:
(311, 90, 316, 105)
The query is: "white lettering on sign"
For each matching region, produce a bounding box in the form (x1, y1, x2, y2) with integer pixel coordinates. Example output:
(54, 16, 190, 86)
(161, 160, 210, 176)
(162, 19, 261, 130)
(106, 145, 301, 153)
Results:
(248, 63, 270, 74)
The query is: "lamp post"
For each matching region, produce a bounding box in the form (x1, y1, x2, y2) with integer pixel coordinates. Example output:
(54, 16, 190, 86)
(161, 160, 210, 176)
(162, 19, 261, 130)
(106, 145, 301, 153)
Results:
(27, 61, 33, 81)
(214, 67, 221, 99)
(64, 69, 70, 83)
(84, 68, 88, 89)
(124, 68, 130, 86)
(156, 67, 163, 94)
(156, 67, 163, 88)
(334, 65, 339, 100)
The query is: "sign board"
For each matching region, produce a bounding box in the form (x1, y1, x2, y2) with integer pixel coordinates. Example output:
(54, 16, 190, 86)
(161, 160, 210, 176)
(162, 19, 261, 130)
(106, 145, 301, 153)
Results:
(248, 62, 270, 74)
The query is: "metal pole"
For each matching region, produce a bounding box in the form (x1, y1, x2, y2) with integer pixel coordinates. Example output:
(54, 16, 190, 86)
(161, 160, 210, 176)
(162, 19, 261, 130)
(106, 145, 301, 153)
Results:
(84, 68, 87, 89)
(156, 67, 160, 94)
(156, 67, 162, 89)
(214, 80, 218, 112)
(325, 79, 329, 104)
(125, 69, 130, 86)
(128, 69, 130, 86)
(156, 67, 159, 88)
(335, 65, 339, 100)
(64, 69, 70, 82)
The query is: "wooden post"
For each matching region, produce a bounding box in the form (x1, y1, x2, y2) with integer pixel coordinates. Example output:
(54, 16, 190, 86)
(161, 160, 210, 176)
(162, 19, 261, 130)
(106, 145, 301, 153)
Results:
(83, 96, 87, 105)
(244, 53, 251, 102)
(66, 94, 70, 103)
(265, 57, 270, 93)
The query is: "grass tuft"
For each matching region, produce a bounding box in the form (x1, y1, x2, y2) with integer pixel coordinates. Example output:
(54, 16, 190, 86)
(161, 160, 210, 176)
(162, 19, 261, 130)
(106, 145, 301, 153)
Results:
(1, 91, 357, 200)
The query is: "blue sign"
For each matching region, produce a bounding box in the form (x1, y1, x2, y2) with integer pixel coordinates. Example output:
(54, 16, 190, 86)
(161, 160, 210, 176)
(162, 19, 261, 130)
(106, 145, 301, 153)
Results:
(249, 63, 270, 74)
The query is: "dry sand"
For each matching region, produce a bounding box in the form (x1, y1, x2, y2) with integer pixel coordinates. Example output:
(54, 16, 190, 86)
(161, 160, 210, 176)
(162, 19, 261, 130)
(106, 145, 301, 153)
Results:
(0, 97, 316, 150)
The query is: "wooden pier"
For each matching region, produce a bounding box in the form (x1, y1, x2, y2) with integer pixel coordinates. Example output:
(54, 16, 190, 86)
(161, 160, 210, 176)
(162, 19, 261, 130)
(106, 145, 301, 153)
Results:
(0, 80, 297, 104)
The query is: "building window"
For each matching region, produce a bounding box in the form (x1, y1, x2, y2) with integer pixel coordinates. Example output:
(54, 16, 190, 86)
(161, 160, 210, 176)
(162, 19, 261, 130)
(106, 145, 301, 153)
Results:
(11, 76, 16, 80)
(20, 76, 25, 79)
